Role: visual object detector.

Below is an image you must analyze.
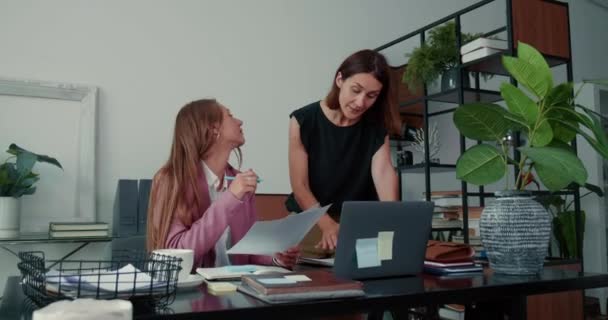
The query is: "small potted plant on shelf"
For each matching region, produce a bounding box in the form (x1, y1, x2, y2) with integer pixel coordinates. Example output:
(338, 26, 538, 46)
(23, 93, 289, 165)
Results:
(452, 42, 608, 275)
(402, 21, 481, 93)
(0, 144, 62, 237)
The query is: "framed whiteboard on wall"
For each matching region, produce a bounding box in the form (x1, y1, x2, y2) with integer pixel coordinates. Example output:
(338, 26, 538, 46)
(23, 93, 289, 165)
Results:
(0, 78, 97, 231)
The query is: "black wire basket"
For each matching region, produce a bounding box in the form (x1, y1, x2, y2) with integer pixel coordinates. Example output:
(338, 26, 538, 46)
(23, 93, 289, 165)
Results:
(17, 250, 182, 308)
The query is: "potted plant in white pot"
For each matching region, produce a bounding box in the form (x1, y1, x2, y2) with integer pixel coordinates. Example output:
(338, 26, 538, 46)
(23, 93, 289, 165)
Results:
(0, 144, 62, 237)
(453, 42, 608, 275)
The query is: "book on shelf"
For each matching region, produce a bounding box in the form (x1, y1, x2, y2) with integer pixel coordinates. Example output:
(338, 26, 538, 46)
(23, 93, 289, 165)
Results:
(238, 269, 364, 304)
(462, 47, 503, 63)
(431, 197, 463, 208)
(49, 222, 109, 231)
(424, 190, 462, 198)
(432, 218, 463, 229)
(196, 264, 291, 281)
(460, 37, 508, 55)
(49, 229, 110, 239)
(439, 304, 465, 320)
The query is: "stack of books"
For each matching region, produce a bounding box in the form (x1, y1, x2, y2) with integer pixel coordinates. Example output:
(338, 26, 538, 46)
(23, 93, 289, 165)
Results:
(427, 191, 463, 231)
(460, 37, 508, 63)
(48, 222, 109, 239)
(424, 240, 482, 277)
(423, 259, 483, 277)
(238, 269, 364, 304)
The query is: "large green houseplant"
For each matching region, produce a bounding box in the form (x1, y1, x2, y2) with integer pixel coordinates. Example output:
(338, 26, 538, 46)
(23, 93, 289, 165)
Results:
(402, 21, 480, 92)
(0, 144, 62, 237)
(452, 42, 608, 274)
(453, 43, 608, 191)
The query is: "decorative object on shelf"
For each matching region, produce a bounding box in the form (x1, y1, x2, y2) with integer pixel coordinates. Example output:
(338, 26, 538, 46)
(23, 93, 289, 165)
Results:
(395, 146, 413, 167)
(402, 21, 480, 93)
(452, 42, 608, 274)
(413, 123, 440, 164)
(0, 144, 62, 238)
(536, 184, 604, 258)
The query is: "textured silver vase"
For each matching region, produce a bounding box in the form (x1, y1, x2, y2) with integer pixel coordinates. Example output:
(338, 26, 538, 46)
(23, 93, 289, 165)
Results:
(480, 190, 551, 275)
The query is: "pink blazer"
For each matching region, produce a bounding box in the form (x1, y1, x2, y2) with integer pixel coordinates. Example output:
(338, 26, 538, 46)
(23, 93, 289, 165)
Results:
(162, 166, 273, 269)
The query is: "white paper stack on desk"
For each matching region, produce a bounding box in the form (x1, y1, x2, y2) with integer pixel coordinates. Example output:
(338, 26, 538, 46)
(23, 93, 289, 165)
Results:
(44, 264, 166, 298)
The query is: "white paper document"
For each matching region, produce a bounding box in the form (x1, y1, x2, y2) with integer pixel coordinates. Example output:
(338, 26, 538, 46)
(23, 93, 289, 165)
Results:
(226, 204, 330, 255)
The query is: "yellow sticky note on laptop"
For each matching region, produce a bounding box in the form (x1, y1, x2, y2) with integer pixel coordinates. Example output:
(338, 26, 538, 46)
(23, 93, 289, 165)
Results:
(377, 231, 394, 261)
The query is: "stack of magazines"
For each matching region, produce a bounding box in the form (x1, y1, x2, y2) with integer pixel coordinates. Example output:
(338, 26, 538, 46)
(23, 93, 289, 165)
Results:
(48, 222, 109, 239)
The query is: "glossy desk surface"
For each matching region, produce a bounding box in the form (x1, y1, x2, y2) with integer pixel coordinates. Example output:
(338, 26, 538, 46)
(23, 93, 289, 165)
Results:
(2, 268, 608, 320)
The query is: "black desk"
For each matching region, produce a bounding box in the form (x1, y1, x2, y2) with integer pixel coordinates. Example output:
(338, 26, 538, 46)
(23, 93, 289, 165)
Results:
(2, 269, 608, 320)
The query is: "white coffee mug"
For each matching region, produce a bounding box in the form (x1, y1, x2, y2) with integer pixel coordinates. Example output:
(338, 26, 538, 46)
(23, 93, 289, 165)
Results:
(152, 248, 194, 282)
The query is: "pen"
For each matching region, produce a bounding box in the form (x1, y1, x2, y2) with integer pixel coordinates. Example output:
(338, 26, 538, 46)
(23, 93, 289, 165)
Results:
(225, 176, 263, 183)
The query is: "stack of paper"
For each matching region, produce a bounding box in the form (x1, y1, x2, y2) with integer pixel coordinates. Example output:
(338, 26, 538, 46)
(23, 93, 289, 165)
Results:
(45, 264, 166, 297)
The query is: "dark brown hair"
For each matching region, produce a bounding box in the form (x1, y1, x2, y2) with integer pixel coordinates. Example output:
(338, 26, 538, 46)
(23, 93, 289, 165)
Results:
(325, 49, 400, 135)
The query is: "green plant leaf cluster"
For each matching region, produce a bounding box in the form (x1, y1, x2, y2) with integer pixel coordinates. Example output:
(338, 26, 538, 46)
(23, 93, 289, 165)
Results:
(0, 144, 62, 198)
(453, 42, 608, 192)
(402, 21, 480, 90)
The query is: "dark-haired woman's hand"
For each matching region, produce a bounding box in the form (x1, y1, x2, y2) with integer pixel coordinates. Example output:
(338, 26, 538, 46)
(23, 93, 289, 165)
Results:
(228, 169, 258, 200)
(316, 216, 339, 251)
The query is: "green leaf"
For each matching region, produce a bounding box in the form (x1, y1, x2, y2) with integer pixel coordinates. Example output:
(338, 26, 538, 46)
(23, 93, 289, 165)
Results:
(16, 152, 36, 177)
(557, 210, 585, 258)
(500, 82, 539, 125)
(502, 53, 552, 98)
(456, 144, 506, 185)
(518, 42, 552, 85)
(583, 183, 604, 197)
(547, 107, 578, 143)
(519, 146, 587, 191)
(453, 103, 512, 141)
(548, 140, 573, 151)
(7, 143, 63, 169)
(530, 119, 553, 147)
(545, 83, 573, 108)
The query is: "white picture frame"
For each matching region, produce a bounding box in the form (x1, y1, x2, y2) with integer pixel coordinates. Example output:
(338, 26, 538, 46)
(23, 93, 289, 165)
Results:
(0, 77, 97, 223)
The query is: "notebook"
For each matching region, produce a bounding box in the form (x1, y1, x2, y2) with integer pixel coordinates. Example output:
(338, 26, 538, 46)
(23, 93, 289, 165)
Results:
(196, 264, 290, 281)
(333, 201, 433, 280)
(238, 269, 364, 303)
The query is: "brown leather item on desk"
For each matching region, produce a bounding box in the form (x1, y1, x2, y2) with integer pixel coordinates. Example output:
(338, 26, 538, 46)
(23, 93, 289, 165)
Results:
(426, 240, 475, 263)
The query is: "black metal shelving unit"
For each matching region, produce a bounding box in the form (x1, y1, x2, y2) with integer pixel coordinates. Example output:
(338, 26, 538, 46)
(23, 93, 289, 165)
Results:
(376, 0, 581, 265)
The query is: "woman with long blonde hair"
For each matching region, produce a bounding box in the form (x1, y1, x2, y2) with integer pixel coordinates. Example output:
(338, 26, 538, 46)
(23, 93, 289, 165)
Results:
(147, 99, 299, 270)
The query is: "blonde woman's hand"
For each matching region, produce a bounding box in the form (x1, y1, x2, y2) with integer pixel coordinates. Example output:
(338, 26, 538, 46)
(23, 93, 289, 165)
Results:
(228, 169, 258, 200)
(273, 246, 300, 269)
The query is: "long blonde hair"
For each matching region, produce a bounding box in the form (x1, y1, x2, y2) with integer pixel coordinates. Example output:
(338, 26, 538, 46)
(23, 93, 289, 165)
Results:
(146, 99, 240, 252)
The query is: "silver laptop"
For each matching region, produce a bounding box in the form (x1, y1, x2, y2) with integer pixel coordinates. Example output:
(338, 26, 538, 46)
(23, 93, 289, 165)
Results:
(330, 201, 433, 279)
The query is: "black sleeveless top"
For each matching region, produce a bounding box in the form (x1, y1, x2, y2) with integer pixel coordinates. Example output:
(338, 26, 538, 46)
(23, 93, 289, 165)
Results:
(286, 101, 387, 218)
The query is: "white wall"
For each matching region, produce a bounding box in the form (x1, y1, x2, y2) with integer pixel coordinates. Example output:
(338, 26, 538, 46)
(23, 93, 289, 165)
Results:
(0, 0, 488, 295)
